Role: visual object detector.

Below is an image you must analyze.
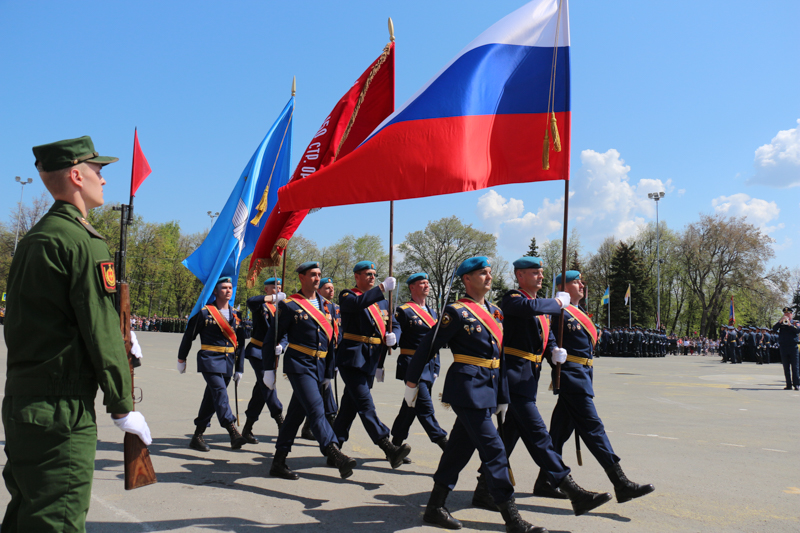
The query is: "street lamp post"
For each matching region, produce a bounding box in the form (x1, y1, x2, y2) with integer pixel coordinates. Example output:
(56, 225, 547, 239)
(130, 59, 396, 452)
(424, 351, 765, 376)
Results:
(13, 176, 34, 255)
(647, 191, 666, 330)
(207, 210, 220, 231)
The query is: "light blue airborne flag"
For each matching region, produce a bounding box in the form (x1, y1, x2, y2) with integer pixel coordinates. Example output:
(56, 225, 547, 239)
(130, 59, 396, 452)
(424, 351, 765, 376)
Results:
(184, 97, 294, 317)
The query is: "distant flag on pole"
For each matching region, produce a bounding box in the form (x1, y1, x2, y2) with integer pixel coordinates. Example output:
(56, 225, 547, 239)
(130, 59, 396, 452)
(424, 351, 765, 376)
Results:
(601, 287, 609, 305)
(130, 128, 152, 197)
(183, 97, 294, 317)
(624, 284, 631, 306)
(729, 296, 735, 325)
(277, 0, 570, 212)
(247, 39, 396, 283)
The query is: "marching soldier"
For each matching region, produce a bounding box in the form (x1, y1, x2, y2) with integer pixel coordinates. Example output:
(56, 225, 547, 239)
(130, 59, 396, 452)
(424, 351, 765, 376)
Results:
(298, 277, 341, 441)
(241, 277, 287, 443)
(407, 257, 545, 533)
(471, 257, 611, 518)
(549, 271, 654, 505)
(263, 262, 357, 480)
(3, 136, 152, 532)
(331, 261, 409, 467)
(178, 277, 247, 451)
(389, 273, 448, 455)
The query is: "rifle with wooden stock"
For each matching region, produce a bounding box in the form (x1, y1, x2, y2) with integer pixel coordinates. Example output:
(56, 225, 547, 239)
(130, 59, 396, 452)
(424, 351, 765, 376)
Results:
(115, 199, 157, 490)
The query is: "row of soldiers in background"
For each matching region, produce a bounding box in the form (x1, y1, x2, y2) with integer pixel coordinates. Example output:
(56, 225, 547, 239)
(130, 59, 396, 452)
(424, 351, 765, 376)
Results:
(131, 314, 189, 333)
(595, 326, 667, 358)
(720, 325, 779, 365)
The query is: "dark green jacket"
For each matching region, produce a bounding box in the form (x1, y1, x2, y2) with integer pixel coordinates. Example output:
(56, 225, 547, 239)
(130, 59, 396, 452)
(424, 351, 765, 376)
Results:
(4, 200, 132, 414)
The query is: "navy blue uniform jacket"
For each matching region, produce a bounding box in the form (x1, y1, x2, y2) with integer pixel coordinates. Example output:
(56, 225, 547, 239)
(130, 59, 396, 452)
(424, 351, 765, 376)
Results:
(550, 305, 595, 397)
(394, 302, 439, 383)
(407, 298, 509, 410)
(178, 305, 245, 375)
(263, 293, 336, 380)
(501, 290, 561, 401)
(336, 286, 401, 376)
(773, 320, 800, 356)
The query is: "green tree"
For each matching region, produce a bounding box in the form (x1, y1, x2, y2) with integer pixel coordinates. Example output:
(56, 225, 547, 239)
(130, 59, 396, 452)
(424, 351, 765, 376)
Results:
(398, 216, 497, 310)
(526, 237, 539, 258)
(608, 242, 653, 327)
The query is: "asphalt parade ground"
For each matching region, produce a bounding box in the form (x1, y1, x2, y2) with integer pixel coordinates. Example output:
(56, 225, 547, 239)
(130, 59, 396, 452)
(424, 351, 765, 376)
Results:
(1, 328, 798, 533)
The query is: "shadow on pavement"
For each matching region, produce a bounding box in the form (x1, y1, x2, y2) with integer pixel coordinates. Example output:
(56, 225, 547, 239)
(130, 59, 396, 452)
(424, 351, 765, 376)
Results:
(87, 492, 575, 533)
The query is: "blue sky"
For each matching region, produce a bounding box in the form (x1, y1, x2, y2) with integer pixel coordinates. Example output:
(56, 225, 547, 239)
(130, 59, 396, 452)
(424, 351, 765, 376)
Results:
(2, 0, 798, 271)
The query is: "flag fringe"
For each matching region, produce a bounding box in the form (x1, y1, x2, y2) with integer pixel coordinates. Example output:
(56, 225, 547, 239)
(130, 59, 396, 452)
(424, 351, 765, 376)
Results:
(334, 42, 392, 160)
(246, 238, 289, 287)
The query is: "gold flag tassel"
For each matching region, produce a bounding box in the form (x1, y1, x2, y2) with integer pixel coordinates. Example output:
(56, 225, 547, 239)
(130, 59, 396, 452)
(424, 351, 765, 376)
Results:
(249, 184, 269, 226)
(550, 112, 561, 152)
(542, 129, 550, 170)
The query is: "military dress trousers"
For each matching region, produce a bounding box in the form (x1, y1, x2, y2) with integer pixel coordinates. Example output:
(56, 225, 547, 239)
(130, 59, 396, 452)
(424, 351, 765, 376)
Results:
(244, 295, 285, 422)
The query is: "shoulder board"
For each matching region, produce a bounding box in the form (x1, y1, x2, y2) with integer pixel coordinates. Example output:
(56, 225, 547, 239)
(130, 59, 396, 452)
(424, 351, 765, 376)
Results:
(451, 302, 465, 310)
(340, 289, 354, 298)
(76, 216, 105, 240)
(399, 303, 411, 310)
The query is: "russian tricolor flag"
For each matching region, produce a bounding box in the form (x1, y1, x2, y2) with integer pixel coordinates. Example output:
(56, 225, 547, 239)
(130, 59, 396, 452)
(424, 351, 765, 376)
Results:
(279, 0, 570, 211)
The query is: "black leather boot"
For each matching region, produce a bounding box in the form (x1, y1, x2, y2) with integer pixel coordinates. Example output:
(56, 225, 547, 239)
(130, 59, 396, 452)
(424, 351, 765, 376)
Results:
(436, 436, 449, 452)
(272, 412, 284, 430)
(226, 422, 247, 450)
(557, 474, 612, 516)
(270, 449, 299, 480)
(532, 470, 567, 499)
(241, 419, 258, 444)
(423, 483, 462, 530)
(471, 474, 497, 511)
(324, 442, 357, 479)
(497, 498, 547, 533)
(377, 437, 411, 469)
(605, 463, 655, 503)
(300, 418, 314, 440)
(189, 425, 210, 452)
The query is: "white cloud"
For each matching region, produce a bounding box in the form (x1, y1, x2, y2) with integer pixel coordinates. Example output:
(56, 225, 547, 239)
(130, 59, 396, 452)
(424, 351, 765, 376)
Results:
(746, 119, 800, 188)
(677, 189, 686, 196)
(711, 193, 783, 233)
(476, 149, 674, 250)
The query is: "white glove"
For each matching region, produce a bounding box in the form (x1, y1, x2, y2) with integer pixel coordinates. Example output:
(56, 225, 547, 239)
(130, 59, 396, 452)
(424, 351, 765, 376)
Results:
(404, 385, 419, 408)
(376, 368, 385, 382)
(556, 292, 571, 309)
(275, 344, 283, 356)
(233, 372, 243, 385)
(177, 360, 186, 374)
(495, 403, 509, 423)
(112, 411, 152, 446)
(275, 292, 286, 303)
(263, 370, 276, 390)
(552, 347, 568, 364)
(381, 277, 397, 291)
(322, 378, 331, 389)
(433, 373, 438, 383)
(385, 332, 397, 346)
(130, 331, 143, 359)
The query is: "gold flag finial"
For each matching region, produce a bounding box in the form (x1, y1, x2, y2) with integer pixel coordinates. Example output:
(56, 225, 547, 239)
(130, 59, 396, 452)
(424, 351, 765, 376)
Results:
(291, 76, 296, 97)
(388, 17, 395, 42)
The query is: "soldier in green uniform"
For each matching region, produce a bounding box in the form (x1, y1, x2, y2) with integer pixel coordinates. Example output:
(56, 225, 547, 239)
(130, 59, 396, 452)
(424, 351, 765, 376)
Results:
(2, 136, 152, 533)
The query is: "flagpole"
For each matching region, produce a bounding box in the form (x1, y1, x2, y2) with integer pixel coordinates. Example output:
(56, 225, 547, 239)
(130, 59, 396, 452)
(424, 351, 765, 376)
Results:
(629, 288, 632, 328)
(555, 178, 569, 391)
(607, 289, 610, 328)
(385, 17, 396, 361)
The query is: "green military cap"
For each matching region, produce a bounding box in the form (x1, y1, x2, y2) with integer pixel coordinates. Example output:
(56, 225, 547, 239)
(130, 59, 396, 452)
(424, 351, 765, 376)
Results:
(32, 135, 119, 172)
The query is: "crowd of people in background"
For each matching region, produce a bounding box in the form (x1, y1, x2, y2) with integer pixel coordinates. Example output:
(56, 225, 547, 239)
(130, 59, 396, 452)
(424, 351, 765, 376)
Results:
(130, 314, 189, 333)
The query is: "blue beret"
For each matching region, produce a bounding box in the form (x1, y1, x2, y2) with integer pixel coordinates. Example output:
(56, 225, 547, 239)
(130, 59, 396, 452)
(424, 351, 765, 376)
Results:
(353, 260, 376, 273)
(555, 270, 581, 286)
(407, 272, 428, 285)
(513, 256, 544, 270)
(216, 276, 233, 285)
(319, 277, 333, 286)
(456, 256, 491, 277)
(296, 261, 320, 274)
(264, 277, 282, 285)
